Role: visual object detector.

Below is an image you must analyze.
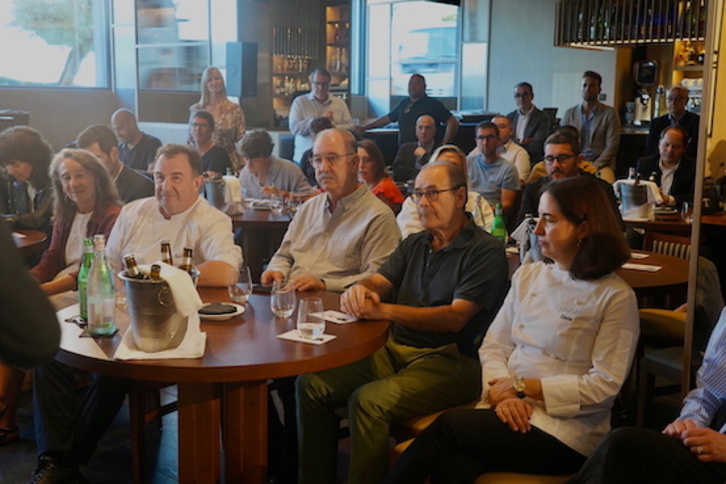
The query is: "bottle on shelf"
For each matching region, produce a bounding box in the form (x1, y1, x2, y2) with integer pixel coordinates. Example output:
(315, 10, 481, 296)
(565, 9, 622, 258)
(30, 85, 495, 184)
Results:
(490, 203, 508, 244)
(87, 235, 116, 336)
(77, 237, 94, 321)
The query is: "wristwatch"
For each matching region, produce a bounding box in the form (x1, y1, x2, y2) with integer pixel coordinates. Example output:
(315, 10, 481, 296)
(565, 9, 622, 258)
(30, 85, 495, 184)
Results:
(513, 377, 526, 399)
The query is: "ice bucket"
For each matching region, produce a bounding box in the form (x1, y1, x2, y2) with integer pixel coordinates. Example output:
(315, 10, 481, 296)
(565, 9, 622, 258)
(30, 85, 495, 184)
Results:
(204, 178, 226, 210)
(618, 183, 648, 214)
(118, 269, 198, 353)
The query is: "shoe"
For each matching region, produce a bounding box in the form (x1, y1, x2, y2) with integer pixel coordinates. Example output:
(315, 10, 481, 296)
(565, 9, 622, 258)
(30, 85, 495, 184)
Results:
(27, 455, 89, 484)
(0, 425, 19, 446)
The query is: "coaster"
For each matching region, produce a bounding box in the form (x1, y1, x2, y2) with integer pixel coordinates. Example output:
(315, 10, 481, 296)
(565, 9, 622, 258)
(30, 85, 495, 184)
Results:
(277, 329, 336, 345)
(79, 327, 119, 338)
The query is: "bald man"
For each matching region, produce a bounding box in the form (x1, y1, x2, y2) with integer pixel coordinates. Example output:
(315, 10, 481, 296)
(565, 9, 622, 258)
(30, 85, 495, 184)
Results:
(391, 114, 440, 182)
(110, 108, 162, 171)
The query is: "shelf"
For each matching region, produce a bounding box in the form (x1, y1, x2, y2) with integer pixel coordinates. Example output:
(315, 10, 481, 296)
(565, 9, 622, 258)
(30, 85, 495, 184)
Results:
(272, 72, 311, 77)
(675, 64, 704, 72)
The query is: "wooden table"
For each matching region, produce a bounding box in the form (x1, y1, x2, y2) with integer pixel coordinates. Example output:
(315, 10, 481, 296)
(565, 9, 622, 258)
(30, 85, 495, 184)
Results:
(55, 289, 389, 484)
(12, 229, 48, 255)
(231, 209, 292, 281)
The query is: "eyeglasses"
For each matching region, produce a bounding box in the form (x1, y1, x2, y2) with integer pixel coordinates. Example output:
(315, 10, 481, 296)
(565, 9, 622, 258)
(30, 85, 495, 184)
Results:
(543, 154, 576, 164)
(475, 134, 498, 141)
(514, 92, 532, 98)
(311, 153, 355, 167)
(410, 186, 463, 203)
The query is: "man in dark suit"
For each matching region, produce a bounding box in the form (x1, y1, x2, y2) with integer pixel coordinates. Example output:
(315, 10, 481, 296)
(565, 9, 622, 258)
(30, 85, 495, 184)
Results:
(637, 125, 695, 209)
(76, 124, 155, 203)
(506, 82, 551, 163)
(391, 114, 439, 182)
(644, 85, 699, 160)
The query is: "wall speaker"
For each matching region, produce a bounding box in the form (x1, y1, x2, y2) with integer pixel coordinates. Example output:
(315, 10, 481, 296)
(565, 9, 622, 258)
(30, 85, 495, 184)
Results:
(226, 42, 258, 98)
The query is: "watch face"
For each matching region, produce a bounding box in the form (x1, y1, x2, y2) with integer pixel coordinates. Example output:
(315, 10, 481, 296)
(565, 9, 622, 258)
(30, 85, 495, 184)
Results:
(513, 379, 525, 392)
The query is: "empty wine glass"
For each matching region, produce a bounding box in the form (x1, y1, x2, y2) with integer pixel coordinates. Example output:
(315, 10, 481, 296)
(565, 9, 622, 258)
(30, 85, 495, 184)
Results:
(681, 202, 694, 223)
(228, 266, 252, 304)
(297, 298, 325, 341)
(271, 279, 296, 318)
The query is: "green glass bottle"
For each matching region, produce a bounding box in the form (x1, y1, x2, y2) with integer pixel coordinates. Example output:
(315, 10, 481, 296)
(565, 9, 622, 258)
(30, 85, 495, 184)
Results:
(87, 234, 116, 336)
(490, 203, 508, 244)
(77, 237, 94, 321)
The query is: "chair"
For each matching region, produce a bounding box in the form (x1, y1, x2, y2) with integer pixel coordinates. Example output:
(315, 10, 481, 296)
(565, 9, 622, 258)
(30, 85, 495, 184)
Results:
(643, 231, 691, 260)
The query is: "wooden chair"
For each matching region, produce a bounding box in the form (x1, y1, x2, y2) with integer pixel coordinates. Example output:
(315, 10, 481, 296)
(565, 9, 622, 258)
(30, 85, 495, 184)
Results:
(643, 231, 691, 260)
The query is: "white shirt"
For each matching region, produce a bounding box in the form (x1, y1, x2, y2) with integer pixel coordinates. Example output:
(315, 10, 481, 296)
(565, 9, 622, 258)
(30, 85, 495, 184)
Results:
(397, 192, 494, 239)
(106, 197, 242, 274)
(64, 211, 93, 270)
(289, 92, 354, 162)
(515, 105, 535, 143)
(659, 159, 680, 206)
(498, 139, 531, 183)
(478, 262, 639, 456)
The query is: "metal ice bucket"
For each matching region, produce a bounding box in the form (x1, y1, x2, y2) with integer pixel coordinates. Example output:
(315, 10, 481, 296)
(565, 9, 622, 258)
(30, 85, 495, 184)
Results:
(618, 183, 648, 214)
(205, 178, 226, 210)
(118, 269, 198, 353)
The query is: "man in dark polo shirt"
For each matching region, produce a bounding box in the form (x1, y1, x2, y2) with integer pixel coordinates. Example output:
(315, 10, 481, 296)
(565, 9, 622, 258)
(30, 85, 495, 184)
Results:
(358, 74, 459, 145)
(110, 108, 162, 171)
(296, 161, 509, 484)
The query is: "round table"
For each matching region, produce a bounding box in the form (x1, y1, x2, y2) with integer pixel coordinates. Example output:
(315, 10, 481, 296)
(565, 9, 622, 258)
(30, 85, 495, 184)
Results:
(55, 289, 389, 484)
(12, 229, 48, 255)
(231, 209, 292, 281)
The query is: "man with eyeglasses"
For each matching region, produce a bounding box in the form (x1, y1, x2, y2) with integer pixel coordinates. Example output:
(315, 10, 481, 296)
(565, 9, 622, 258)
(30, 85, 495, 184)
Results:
(506, 82, 552, 163)
(562, 71, 621, 183)
(466, 121, 520, 213)
(261, 128, 400, 292)
(297, 161, 509, 484)
(636, 126, 695, 209)
(644, 85, 700, 160)
(517, 130, 619, 226)
(391, 114, 440, 182)
(289, 67, 353, 164)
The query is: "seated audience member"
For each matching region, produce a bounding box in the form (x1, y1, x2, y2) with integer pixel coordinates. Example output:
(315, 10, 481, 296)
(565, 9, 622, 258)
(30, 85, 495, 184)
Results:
(526, 125, 597, 184)
(518, 131, 620, 226)
(0, 149, 120, 448)
(110, 108, 162, 171)
(398, 145, 494, 238)
(567, 307, 726, 484)
(237, 129, 316, 200)
(0, 221, 60, 447)
(297, 161, 509, 484)
(299, 116, 333, 187)
(358, 139, 404, 213)
(644, 85, 699, 160)
(471, 115, 531, 183)
(28, 144, 242, 483)
(636, 125, 695, 209)
(261, 128, 400, 292)
(289, 67, 353, 163)
(76, 124, 154, 203)
(0, 126, 54, 235)
(507, 82, 552, 163)
(391, 114, 440, 182)
(385, 176, 639, 484)
(189, 109, 232, 176)
(466, 121, 520, 212)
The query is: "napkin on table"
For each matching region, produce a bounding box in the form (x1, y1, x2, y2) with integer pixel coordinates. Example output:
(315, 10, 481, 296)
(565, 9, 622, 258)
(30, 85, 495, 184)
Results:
(114, 262, 206, 360)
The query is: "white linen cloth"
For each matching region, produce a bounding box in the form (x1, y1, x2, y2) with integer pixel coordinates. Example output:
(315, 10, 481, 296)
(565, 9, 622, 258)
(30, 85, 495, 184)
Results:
(612, 179, 663, 221)
(222, 174, 244, 215)
(114, 262, 206, 360)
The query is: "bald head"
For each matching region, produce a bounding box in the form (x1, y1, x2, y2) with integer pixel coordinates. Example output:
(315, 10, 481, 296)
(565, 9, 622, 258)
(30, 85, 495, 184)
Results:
(415, 115, 436, 145)
(111, 108, 142, 146)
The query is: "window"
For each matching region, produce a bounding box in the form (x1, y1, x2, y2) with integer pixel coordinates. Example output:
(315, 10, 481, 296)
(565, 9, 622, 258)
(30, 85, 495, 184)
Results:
(0, 0, 109, 88)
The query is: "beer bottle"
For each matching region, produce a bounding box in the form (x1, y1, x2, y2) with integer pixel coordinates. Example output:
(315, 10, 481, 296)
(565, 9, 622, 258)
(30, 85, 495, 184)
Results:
(123, 254, 146, 279)
(161, 241, 173, 266)
(178, 247, 194, 274)
(149, 264, 162, 280)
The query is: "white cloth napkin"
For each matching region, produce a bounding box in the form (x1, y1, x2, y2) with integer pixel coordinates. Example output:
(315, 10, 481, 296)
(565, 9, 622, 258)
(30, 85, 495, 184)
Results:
(613, 179, 663, 221)
(223, 175, 244, 215)
(114, 262, 206, 360)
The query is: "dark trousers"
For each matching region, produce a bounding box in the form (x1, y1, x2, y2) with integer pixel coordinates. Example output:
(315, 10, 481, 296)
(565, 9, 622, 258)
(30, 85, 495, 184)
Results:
(384, 409, 585, 484)
(33, 359, 131, 464)
(566, 426, 726, 484)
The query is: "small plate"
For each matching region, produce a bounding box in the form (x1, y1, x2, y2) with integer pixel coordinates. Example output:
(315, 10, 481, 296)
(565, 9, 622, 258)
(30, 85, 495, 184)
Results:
(199, 303, 245, 321)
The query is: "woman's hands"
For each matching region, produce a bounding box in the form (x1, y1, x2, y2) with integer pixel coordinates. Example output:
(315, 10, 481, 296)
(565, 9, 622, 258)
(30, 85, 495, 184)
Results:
(494, 398, 533, 433)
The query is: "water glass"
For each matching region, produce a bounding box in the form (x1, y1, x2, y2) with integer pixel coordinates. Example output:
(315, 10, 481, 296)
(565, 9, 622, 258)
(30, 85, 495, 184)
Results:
(681, 202, 694, 223)
(271, 279, 296, 318)
(297, 298, 325, 341)
(270, 192, 285, 216)
(228, 266, 252, 304)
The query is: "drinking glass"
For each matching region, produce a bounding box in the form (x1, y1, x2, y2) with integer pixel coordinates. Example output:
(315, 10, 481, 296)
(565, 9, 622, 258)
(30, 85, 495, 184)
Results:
(270, 192, 285, 216)
(681, 202, 694, 223)
(271, 279, 296, 318)
(228, 266, 252, 304)
(297, 298, 325, 341)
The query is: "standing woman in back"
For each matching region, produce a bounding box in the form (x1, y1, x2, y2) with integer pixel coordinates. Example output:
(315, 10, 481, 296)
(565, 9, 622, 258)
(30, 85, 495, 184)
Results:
(190, 66, 246, 170)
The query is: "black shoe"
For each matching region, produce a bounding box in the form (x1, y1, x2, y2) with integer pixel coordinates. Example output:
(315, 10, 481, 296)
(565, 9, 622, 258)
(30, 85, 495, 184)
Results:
(27, 455, 89, 484)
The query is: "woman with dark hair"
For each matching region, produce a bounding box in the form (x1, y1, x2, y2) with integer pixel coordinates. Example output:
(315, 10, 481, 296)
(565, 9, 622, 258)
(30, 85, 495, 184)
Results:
(0, 126, 55, 234)
(0, 149, 120, 446)
(385, 176, 639, 483)
(190, 66, 246, 170)
(357, 139, 404, 213)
